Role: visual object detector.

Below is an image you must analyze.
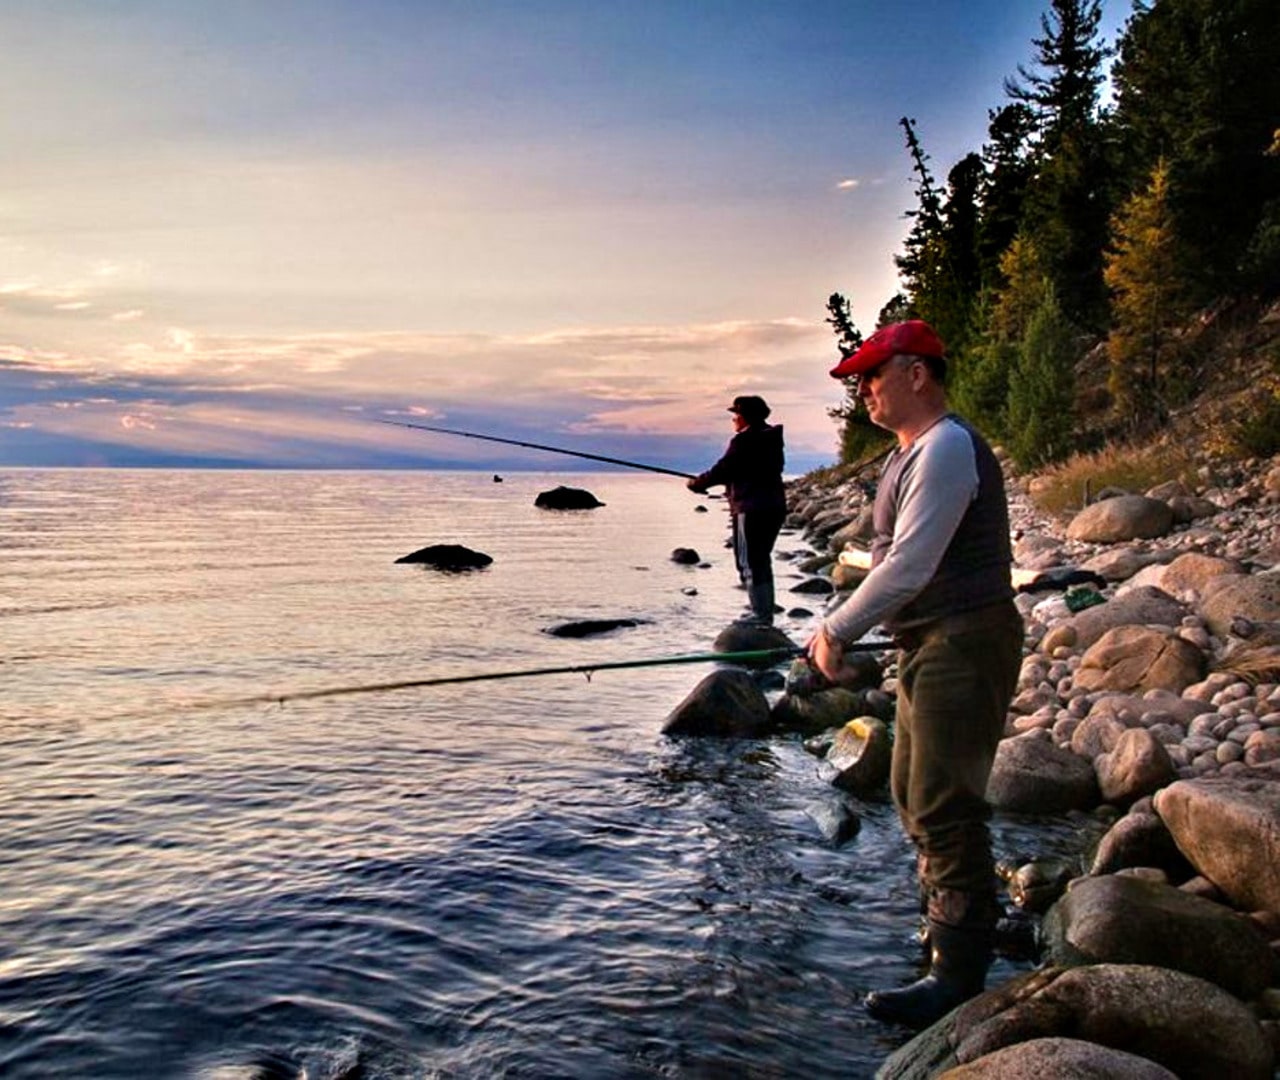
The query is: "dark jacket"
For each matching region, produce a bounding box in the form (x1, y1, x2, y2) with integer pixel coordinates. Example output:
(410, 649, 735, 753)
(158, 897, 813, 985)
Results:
(690, 423, 786, 516)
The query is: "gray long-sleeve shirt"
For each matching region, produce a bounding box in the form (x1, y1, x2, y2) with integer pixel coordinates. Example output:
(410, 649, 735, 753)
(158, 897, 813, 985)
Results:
(823, 414, 1012, 645)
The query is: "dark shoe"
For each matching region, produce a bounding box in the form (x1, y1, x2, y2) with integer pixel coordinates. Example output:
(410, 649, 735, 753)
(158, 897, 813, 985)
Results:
(746, 582, 776, 625)
(864, 921, 991, 1028)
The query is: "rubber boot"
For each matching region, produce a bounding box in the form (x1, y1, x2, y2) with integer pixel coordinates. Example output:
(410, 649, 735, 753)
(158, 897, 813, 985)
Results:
(747, 581, 775, 625)
(864, 922, 992, 1028)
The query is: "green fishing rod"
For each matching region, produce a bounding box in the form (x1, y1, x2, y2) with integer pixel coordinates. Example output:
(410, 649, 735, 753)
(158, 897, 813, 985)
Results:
(376, 418, 696, 479)
(103, 641, 892, 720)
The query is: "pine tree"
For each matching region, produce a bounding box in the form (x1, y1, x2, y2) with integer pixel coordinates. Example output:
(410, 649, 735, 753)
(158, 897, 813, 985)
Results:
(1111, 0, 1280, 296)
(824, 295, 888, 464)
(1104, 160, 1191, 430)
(1005, 0, 1114, 329)
(977, 103, 1037, 290)
(1006, 286, 1079, 468)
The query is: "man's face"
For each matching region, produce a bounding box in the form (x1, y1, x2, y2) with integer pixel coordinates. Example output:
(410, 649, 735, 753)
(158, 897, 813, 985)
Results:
(856, 354, 917, 430)
(730, 411, 749, 432)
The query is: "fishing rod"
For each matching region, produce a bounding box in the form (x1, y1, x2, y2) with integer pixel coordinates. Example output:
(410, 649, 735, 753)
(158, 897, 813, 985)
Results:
(376, 418, 697, 479)
(102, 641, 892, 720)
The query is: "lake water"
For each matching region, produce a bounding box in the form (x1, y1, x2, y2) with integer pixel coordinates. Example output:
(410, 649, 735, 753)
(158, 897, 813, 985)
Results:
(0, 469, 1079, 1078)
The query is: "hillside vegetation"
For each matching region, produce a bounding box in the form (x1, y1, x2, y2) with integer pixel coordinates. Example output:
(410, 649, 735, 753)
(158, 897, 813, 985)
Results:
(825, 0, 1280, 485)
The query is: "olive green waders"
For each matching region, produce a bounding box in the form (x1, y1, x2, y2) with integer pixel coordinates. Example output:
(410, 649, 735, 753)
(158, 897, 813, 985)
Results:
(865, 600, 1023, 1028)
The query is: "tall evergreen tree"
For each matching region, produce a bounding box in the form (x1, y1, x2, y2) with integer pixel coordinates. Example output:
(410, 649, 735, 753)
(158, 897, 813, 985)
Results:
(1111, 0, 1280, 296)
(824, 295, 888, 464)
(977, 103, 1037, 289)
(1005, 0, 1114, 329)
(1006, 286, 1079, 469)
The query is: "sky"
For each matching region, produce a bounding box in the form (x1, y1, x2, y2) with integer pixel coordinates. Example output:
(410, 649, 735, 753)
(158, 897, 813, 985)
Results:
(0, 0, 1130, 473)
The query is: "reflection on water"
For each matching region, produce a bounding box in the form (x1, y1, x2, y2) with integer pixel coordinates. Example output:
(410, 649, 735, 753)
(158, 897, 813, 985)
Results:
(0, 469, 1085, 1078)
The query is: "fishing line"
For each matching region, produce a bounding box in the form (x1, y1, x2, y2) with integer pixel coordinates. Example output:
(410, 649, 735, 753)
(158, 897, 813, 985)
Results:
(375, 418, 697, 479)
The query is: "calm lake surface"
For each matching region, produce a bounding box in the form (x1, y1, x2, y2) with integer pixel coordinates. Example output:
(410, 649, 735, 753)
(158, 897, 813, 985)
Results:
(0, 469, 1080, 1078)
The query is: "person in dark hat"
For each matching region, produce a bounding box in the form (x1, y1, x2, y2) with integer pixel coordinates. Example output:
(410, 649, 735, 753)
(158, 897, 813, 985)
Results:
(808, 320, 1021, 1029)
(687, 394, 786, 625)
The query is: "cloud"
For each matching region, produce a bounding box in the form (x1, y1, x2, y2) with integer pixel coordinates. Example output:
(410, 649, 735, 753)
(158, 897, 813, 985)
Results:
(0, 313, 847, 467)
(836, 178, 861, 190)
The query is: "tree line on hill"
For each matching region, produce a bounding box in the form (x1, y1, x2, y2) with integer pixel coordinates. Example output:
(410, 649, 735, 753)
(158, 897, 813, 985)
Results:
(829, 0, 1280, 471)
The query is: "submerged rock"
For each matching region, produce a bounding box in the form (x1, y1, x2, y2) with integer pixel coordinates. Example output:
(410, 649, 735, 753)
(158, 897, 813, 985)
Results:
(394, 543, 493, 569)
(534, 486, 605, 510)
(661, 668, 773, 738)
(544, 618, 646, 638)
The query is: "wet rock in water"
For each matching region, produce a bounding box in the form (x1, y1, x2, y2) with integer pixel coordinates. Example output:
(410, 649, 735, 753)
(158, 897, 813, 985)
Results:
(534, 486, 605, 510)
(395, 543, 493, 569)
(1041, 874, 1275, 1000)
(1005, 857, 1078, 913)
(952, 965, 1272, 1080)
(789, 576, 834, 595)
(661, 668, 772, 738)
(772, 686, 867, 735)
(711, 622, 796, 662)
(544, 618, 646, 638)
(942, 1037, 1178, 1079)
(670, 547, 700, 565)
(821, 717, 892, 794)
(803, 795, 861, 846)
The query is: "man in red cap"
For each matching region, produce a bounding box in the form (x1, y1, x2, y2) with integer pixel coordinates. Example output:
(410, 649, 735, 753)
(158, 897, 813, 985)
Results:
(687, 395, 786, 624)
(809, 320, 1022, 1028)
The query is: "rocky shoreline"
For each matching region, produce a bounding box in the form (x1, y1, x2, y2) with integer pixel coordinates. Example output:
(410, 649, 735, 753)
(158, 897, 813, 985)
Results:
(778, 452, 1280, 1078)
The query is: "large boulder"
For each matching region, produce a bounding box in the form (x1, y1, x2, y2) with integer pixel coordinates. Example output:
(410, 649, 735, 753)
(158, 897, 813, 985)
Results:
(1159, 552, 1247, 595)
(941, 1037, 1176, 1079)
(661, 668, 773, 738)
(534, 485, 605, 509)
(1153, 776, 1280, 913)
(1066, 495, 1175, 542)
(1041, 874, 1274, 1000)
(711, 622, 797, 662)
(950, 965, 1272, 1080)
(395, 543, 493, 569)
(1072, 625, 1206, 695)
(1057, 586, 1188, 651)
(1094, 727, 1178, 806)
(1198, 573, 1280, 636)
(987, 732, 1100, 814)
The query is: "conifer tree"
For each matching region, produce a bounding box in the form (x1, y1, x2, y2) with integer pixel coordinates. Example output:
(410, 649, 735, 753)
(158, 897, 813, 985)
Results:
(1007, 285, 1078, 468)
(977, 104, 1037, 290)
(952, 236, 1049, 439)
(1111, 0, 1280, 296)
(824, 295, 888, 464)
(1104, 160, 1191, 430)
(1005, 0, 1114, 329)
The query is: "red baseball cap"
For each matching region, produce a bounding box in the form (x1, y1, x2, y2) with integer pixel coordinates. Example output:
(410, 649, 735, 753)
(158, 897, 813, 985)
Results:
(829, 320, 946, 379)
